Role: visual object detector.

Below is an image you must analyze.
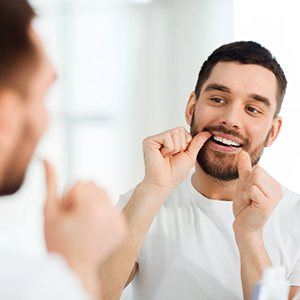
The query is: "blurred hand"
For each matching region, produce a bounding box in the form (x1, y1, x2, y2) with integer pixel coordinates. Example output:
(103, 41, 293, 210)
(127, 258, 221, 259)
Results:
(43, 160, 127, 298)
(233, 151, 282, 235)
(142, 126, 211, 191)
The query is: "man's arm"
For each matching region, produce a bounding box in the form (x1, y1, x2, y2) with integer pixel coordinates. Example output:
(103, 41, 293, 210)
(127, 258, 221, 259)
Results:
(100, 182, 171, 300)
(100, 127, 211, 300)
(234, 227, 272, 300)
(233, 151, 283, 300)
(235, 230, 299, 300)
(290, 286, 300, 299)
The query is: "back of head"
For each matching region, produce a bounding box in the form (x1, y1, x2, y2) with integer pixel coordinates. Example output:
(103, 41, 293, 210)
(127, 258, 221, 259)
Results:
(0, 0, 39, 196)
(0, 0, 37, 95)
(194, 41, 287, 115)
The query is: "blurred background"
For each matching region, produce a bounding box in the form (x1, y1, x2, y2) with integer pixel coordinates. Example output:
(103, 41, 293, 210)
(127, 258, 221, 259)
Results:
(0, 0, 299, 298)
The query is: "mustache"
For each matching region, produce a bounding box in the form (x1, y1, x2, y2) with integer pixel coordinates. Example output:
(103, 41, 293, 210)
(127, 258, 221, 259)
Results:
(194, 125, 250, 147)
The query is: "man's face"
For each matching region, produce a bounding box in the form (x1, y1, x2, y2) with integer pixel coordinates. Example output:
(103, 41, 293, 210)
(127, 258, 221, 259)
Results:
(187, 62, 282, 181)
(0, 28, 56, 195)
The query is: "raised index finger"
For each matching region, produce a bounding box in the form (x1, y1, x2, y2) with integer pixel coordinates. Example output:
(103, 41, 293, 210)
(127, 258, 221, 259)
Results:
(43, 160, 58, 211)
(237, 151, 252, 183)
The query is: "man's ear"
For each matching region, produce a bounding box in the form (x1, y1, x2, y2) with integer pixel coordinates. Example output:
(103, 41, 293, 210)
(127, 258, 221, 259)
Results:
(265, 116, 282, 147)
(185, 92, 197, 126)
(0, 90, 23, 152)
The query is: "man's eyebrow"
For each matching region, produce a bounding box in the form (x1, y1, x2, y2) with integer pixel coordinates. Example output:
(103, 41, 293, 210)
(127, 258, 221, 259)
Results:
(203, 83, 272, 108)
(249, 94, 271, 107)
(203, 83, 231, 93)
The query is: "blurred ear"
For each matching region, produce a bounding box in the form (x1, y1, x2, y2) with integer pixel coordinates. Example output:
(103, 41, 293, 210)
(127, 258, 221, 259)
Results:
(185, 92, 197, 126)
(265, 115, 282, 147)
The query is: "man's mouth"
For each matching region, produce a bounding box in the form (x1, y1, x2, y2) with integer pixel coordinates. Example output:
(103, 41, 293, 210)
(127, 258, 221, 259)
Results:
(205, 133, 244, 153)
(211, 135, 242, 148)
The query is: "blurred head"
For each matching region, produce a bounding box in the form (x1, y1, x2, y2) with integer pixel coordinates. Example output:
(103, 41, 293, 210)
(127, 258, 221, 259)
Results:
(186, 41, 287, 181)
(0, 0, 56, 195)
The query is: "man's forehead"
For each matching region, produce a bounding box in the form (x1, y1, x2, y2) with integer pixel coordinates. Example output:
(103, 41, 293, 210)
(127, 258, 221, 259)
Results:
(203, 61, 278, 103)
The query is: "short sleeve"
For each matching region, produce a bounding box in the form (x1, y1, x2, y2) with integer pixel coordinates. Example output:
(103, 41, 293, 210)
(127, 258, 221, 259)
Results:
(288, 254, 300, 286)
(117, 189, 134, 210)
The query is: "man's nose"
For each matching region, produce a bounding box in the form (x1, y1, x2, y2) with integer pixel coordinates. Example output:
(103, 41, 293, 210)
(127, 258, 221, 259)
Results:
(218, 105, 242, 129)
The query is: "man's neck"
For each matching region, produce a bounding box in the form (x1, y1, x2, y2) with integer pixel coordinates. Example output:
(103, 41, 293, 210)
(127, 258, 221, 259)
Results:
(192, 164, 238, 201)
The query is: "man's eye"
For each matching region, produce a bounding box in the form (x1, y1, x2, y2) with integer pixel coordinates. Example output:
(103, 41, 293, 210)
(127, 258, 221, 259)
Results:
(246, 106, 261, 114)
(210, 97, 225, 104)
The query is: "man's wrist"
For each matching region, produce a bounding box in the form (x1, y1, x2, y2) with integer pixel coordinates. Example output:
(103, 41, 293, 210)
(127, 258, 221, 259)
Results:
(233, 222, 264, 250)
(138, 179, 173, 198)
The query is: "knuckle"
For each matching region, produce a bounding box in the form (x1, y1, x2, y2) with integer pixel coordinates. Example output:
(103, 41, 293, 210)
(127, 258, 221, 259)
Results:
(142, 137, 150, 146)
(251, 173, 260, 183)
(69, 182, 82, 194)
(172, 128, 179, 135)
(165, 132, 172, 141)
(249, 185, 256, 194)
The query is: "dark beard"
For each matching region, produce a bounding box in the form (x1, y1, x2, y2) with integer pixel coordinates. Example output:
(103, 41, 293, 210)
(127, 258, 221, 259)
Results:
(191, 115, 270, 182)
(0, 144, 28, 196)
(0, 123, 35, 196)
(0, 171, 26, 195)
(196, 141, 263, 181)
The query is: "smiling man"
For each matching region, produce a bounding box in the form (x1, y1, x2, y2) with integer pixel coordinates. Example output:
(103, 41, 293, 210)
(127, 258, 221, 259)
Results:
(100, 42, 300, 300)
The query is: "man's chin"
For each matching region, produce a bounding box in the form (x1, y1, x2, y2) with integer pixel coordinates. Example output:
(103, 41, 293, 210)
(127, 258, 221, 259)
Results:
(197, 150, 239, 181)
(200, 163, 239, 181)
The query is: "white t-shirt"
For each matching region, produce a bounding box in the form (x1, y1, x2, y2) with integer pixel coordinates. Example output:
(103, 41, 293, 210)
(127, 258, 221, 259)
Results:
(118, 173, 300, 300)
(0, 251, 88, 300)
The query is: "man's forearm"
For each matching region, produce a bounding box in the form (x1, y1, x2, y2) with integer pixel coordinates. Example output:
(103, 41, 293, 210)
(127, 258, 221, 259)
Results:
(100, 181, 170, 300)
(234, 228, 272, 300)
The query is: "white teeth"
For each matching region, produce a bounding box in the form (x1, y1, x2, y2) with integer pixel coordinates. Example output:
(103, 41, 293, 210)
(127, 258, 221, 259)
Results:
(213, 136, 241, 147)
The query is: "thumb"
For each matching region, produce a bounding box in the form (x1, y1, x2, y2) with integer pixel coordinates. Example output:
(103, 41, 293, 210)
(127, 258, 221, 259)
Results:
(186, 131, 211, 161)
(237, 151, 252, 183)
(43, 160, 58, 213)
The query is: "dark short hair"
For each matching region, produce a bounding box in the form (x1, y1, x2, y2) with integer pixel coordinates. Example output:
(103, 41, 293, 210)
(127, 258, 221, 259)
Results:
(194, 41, 287, 115)
(0, 0, 37, 95)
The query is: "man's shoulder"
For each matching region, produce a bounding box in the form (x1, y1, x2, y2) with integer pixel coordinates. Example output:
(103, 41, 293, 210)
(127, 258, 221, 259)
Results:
(281, 185, 300, 204)
(272, 185, 300, 223)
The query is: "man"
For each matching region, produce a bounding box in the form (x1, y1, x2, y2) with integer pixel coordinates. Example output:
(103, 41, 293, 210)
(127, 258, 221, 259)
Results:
(0, 1, 126, 299)
(100, 41, 300, 299)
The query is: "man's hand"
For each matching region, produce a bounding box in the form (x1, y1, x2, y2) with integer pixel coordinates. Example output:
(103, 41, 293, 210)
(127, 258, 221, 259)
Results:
(142, 126, 211, 191)
(43, 160, 127, 298)
(233, 151, 283, 235)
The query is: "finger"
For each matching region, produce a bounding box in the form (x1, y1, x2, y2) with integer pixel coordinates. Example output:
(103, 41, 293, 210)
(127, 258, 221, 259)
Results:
(43, 160, 58, 211)
(246, 167, 282, 200)
(181, 127, 192, 144)
(180, 128, 188, 151)
(62, 181, 88, 210)
(171, 127, 192, 155)
(247, 184, 267, 206)
(185, 131, 211, 160)
(170, 133, 181, 154)
(161, 130, 190, 157)
(160, 133, 175, 157)
(237, 151, 252, 183)
(186, 133, 192, 144)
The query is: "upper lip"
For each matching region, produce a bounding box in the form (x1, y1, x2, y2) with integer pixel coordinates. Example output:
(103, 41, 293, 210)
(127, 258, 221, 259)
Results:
(210, 131, 244, 146)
